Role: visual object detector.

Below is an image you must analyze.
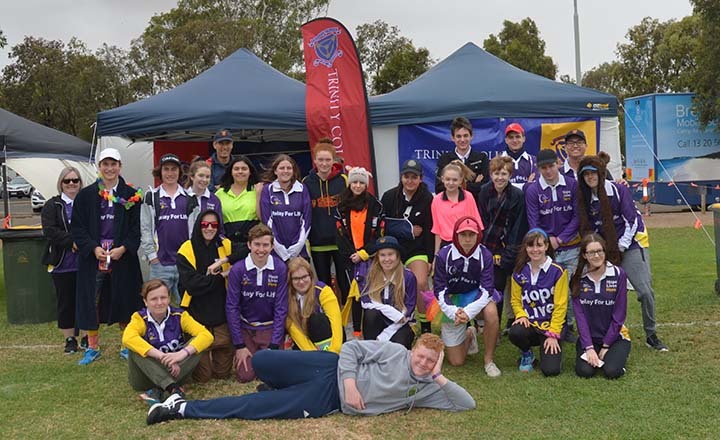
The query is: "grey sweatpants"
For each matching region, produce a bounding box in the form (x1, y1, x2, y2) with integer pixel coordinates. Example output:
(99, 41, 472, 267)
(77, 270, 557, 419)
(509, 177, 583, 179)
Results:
(621, 247, 656, 337)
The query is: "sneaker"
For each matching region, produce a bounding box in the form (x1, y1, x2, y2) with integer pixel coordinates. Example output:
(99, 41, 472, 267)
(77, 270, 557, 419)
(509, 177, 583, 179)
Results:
(646, 334, 669, 352)
(119, 348, 129, 360)
(64, 337, 78, 354)
(80, 335, 89, 350)
(147, 393, 186, 425)
(139, 388, 165, 406)
(255, 383, 274, 392)
(78, 348, 101, 365)
(466, 326, 479, 355)
(167, 385, 186, 399)
(484, 362, 502, 378)
(519, 350, 535, 373)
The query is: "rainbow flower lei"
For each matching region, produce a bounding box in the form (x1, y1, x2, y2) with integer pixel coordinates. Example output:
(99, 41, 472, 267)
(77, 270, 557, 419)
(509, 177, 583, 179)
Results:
(97, 178, 143, 210)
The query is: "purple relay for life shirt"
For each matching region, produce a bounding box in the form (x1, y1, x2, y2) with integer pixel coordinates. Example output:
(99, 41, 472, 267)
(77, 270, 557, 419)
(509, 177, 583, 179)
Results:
(525, 174, 579, 250)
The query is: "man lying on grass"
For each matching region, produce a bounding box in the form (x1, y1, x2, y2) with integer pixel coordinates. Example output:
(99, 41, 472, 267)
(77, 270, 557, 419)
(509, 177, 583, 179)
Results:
(147, 333, 475, 424)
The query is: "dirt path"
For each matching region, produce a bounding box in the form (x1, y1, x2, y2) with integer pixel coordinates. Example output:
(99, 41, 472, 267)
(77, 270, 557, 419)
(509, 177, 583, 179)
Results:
(641, 204, 717, 229)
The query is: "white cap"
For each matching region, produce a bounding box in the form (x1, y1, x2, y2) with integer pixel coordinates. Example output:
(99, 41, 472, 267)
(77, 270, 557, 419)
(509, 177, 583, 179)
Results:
(97, 148, 121, 163)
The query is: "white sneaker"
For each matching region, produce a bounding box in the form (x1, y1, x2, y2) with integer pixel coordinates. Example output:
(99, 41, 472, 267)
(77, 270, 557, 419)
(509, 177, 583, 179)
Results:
(484, 362, 501, 377)
(466, 326, 479, 355)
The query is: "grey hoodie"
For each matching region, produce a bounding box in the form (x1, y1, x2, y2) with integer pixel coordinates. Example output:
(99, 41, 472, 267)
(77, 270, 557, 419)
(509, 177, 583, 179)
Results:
(337, 340, 476, 415)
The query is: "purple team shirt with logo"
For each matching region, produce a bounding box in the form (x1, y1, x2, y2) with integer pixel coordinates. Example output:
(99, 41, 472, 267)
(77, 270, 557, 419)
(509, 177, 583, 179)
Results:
(572, 264, 628, 349)
(525, 174, 580, 250)
(155, 193, 189, 265)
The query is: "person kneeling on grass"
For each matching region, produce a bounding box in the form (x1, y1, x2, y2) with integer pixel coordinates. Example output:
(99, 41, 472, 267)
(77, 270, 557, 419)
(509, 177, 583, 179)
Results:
(433, 216, 501, 377)
(508, 229, 568, 376)
(147, 333, 475, 424)
(122, 279, 214, 402)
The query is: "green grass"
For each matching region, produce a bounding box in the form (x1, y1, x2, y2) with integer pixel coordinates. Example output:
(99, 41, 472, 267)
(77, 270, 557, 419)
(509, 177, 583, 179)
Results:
(0, 228, 718, 439)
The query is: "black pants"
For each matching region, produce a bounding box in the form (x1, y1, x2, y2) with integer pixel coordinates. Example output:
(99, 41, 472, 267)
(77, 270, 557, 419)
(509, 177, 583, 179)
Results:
(51, 271, 77, 330)
(508, 324, 562, 376)
(307, 313, 333, 344)
(362, 309, 414, 349)
(312, 250, 350, 302)
(575, 339, 631, 379)
(493, 265, 511, 322)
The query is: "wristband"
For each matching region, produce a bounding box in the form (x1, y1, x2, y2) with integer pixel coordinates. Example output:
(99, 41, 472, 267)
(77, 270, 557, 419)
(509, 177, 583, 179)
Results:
(182, 347, 191, 357)
(544, 331, 561, 340)
(431, 372, 442, 380)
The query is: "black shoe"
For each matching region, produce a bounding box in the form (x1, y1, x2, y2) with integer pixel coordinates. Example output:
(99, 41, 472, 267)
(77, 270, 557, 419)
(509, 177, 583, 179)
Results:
(420, 321, 432, 334)
(64, 337, 78, 354)
(646, 334, 669, 352)
(147, 393, 186, 425)
(79, 335, 89, 350)
(255, 383, 274, 392)
(167, 385, 186, 399)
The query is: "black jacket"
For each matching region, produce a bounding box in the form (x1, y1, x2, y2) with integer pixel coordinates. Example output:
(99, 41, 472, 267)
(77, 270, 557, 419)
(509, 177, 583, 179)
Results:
(303, 167, 348, 247)
(476, 182, 528, 270)
(380, 184, 434, 263)
(334, 194, 383, 261)
(435, 150, 490, 195)
(40, 195, 73, 266)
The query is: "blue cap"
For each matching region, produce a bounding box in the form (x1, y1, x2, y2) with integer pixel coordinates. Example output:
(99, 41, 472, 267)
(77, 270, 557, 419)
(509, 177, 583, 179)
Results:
(579, 164, 598, 174)
(213, 129, 233, 142)
(375, 236, 401, 252)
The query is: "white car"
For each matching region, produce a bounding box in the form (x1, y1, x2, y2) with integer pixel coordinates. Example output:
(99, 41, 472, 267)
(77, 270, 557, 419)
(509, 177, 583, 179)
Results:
(8, 176, 33, 198)
(31, 190, 46, 213)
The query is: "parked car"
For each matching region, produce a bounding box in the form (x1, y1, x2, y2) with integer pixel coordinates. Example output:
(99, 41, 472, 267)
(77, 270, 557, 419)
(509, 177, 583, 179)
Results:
(8, 176, 33, 198)
(31, 190, 46, 213)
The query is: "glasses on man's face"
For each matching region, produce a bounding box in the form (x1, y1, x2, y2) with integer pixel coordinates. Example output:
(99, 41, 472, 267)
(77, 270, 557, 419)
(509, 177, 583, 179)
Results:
(62, 178, 80, 184)
(585, 249, 605, 257)
(200, 221, 219, 230)
(566, 141, 586, 147)
(291, 274, 311, 282)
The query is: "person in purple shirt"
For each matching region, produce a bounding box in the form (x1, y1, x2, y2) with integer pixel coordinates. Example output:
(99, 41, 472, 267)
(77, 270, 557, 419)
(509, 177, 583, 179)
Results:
(41, 167, 84, 354)
(226, 223, 288, 383)
(141, 153, 191, 304)
(509, 229, 568, 376)
(357, 236, 417, 349)
(186, 160, 224, 236)
(433, 216, 501, 376)
(525, 148, 580, 342)
(576, 154, 668, 352)
(259, 154, 312, 262)
(570, 233, 631, 379)
(501, 123, 537, 189)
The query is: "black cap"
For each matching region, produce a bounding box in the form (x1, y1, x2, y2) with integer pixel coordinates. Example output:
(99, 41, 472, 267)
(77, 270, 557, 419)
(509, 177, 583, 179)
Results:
(213, 129, 233, 142)
(537, 149, 559, 166)
(159, 153, 181, 167)
(400, 159, 422, 176)
(564, 129, 587, 143)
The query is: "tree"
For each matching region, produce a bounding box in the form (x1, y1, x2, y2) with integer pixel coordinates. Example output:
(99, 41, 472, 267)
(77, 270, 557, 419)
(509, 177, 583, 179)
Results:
(582, 61, 626, 98)
(691, 0, 720, 128)
(372, 44, 432, 94)
(0, 37, 135, 140)
(129, 0, 329, 94)
(0, 29, 6, 49)
(355, 20, 432, 94)
(483, 18, 557, 80)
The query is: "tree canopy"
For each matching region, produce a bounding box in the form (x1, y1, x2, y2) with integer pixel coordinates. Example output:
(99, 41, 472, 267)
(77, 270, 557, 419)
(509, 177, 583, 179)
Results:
(483, 17, 557, 80)
(690, 0, 720, 128)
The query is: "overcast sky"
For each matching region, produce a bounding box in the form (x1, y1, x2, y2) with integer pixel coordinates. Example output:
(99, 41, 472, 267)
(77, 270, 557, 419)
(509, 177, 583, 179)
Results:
(0, 0, 694, 81)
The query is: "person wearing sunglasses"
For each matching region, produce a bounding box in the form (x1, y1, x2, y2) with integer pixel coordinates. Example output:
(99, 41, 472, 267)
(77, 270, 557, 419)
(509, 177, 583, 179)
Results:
(41, 167, 85, 354)
(177, 210, 240, 382)
(570, 233, 631, 379)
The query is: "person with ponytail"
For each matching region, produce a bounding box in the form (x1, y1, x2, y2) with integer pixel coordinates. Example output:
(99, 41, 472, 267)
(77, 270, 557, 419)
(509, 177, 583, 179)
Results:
(576, 154, 668, 352)
(570, 233, 631, 379)
(285, 257, 343, 353)
(508, 229, 567, 376)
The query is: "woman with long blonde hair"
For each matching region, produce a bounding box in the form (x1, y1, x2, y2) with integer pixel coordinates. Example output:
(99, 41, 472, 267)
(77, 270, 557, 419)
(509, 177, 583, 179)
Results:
(359, 236, 417, 349)
(285, 257, 343, 353)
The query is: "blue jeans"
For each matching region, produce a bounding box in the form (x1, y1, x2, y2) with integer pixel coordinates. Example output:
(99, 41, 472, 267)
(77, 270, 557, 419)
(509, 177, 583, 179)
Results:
(184, 350, 340, 420)
(149, 263, 180, 304)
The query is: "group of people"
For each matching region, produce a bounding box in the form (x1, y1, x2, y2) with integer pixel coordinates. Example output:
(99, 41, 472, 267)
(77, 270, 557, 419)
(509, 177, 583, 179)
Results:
(39, 119, 667, 423)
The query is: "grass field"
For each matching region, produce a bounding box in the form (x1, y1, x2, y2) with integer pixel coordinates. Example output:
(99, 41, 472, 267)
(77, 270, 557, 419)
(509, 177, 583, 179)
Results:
(0, 228, 718, 439)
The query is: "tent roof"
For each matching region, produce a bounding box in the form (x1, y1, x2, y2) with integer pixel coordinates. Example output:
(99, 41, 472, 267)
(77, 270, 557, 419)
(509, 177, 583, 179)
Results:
(369, 42, 618, 126)
(0, 107, 91, 160)
(96, 49, 307, 139)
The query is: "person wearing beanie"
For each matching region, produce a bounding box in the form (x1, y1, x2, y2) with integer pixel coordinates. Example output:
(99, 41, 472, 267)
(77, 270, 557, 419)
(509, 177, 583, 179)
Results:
(575, 155, 668, 352)
(334, 165, 383, 336)
(500, 123, 537, 189)
(380, 159, 434, 334)
(433, 216, 501, 377)
(356, 236, 417, 349)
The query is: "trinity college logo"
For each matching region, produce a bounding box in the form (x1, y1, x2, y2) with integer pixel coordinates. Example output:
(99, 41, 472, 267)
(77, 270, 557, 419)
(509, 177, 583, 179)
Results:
(309, 27, 343, 67)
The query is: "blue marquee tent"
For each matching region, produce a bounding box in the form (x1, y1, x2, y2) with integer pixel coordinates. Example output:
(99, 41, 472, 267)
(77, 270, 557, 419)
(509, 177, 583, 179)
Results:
(369, 42, 618, 126)
(96, 49, 307, 139)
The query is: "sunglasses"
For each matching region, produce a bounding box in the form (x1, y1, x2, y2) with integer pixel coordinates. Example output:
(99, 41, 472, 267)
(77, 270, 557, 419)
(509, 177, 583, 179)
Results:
(200, 221, 219, 229)
(62, 178, 81, 184)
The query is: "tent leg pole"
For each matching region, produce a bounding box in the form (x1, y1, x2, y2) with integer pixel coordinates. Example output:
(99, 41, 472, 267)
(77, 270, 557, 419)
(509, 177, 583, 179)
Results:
(2, 162, 8, 222)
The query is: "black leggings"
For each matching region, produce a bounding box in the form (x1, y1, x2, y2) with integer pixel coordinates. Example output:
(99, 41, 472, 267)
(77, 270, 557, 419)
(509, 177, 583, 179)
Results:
(508, 324, 562, 376)
(575, 339, 631, 379)
(51, 271, 77, 330)
(362, 309, 414, 349)
(312, 250, 350, 301)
